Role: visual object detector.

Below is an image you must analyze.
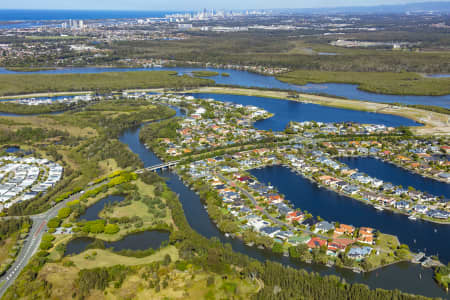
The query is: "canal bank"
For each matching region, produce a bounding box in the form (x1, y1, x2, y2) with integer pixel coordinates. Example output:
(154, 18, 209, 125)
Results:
(118, 120, 449, 298)
(182, 87, 449, 136)
(338, 156, 450, 199)
(1, 66, 449, 107)
(250, 165, 450, 265)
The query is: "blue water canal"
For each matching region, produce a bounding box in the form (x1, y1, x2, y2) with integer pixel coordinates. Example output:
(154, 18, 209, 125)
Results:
(338, 157, 450, 199)
(116, 112, 449, 298)
(189, 93, 420, 131)
(250, 166, 450, 264)
(77, 194, 125, 222)
(65, 231, 170, 256)
(2, 86, 449, 297)
(1, 67, 449, 108)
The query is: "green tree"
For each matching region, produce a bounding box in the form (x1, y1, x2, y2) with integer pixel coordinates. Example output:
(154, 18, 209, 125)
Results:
(104, 224, 120, 234)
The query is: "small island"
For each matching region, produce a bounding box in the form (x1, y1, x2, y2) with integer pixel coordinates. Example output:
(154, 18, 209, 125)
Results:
(191, 70, 220, 77)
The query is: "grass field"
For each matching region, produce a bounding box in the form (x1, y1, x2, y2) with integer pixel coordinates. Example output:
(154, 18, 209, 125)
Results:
(68, 246, 179, 269)
(95, 179, 173, 241)
(38, 246, 258, 300)
(0, 115, 97, 138)
(367, 233, 402, 268)
(277, 70, 450, 96)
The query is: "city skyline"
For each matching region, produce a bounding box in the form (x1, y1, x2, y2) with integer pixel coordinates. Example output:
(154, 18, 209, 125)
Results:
(0, 0, 448, 11)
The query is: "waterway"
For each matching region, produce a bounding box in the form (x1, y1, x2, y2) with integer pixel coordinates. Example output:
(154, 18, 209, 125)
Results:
(117, 117, 449, 298)
(250, 165, 450, 265)
(1, 67, 449, 108)
(4, 147, 20, 153)
(1, 83, 447, 296)
(64, 193, 170, 255)
(338, 156, 450, 199)
(77, 194, 125, 221)
(189, 93, 420, 131)
(65, 230, 170, 256)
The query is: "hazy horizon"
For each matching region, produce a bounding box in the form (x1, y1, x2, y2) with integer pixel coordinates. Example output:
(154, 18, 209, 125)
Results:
(0, 0, 448, 11)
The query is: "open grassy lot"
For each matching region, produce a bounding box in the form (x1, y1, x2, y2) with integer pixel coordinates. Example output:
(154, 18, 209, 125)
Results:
(366, 234, 402, 268)
(0, 71, 213, 96)
(34, 247, 258, 300)
(0, 114, 97, 138)
(94, 179, 173, 241)
(127, 268, 259, 300)
(277, 70, 450, 96)
(68, 246, 179, 269)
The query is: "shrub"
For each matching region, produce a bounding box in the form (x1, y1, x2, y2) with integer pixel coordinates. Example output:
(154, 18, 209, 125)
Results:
(36, 251, 49, 257)
(39, 240, 53, 250)
(47, 217, 61, 228)
(104, 224, 120, 234)
(175, 260, 188, 271)
(42, 233, 55, 243)
(58, 207, 72, 219)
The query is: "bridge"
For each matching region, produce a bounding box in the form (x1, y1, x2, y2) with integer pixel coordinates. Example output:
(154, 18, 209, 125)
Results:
(136, 160, 181, 173)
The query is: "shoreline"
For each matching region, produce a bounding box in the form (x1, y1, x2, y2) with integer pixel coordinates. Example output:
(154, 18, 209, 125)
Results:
(175, 168, 431, 275)
(178, 87, 450, 136)
(0, 86, 448, 136)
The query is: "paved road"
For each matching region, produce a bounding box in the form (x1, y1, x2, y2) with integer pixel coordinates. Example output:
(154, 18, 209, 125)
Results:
(0, 182, 104, 298)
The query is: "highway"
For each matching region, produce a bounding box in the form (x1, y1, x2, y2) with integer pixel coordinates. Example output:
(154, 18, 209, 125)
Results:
(0, 139, 320, 297)
(0, 182, 104, 298)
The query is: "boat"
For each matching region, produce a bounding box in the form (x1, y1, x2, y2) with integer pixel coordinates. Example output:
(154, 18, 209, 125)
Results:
(408, 215, 417, 220)
(374, 205, 384, 211)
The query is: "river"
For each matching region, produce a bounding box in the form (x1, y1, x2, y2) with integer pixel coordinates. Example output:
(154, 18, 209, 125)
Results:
(338, 157, 450, 199)
(117, 110, 449, 298)
(1, 67, 449, 108)
(189, 93, 420, 131)
(2, 88, 448, 297)
(250, 165, 450, 265)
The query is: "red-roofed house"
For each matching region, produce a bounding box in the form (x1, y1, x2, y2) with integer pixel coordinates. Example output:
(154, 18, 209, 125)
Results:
(307, 237, 327, 249)
(328, 238, 355, 252)
(286, 211, 304, 223)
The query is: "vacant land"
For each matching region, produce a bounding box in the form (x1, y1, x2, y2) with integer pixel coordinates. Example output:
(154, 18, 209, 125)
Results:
(68, 246, 179, 269)
(14, 247, 258, 300)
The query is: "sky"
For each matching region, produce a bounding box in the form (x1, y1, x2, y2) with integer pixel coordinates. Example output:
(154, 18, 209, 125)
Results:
(0, 0, 447, 11)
